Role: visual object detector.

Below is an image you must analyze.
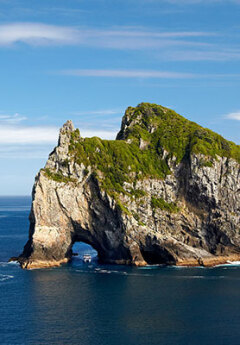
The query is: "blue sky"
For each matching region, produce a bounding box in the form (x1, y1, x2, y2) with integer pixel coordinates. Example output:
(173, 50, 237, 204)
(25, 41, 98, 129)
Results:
(0, 0, 240, 195)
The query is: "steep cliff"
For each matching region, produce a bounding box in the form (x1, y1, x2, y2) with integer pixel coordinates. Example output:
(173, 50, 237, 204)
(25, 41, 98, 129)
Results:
(16, 103, 240, 269)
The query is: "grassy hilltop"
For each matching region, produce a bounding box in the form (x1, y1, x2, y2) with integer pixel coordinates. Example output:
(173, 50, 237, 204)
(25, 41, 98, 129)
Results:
(45, 103, 240, 197)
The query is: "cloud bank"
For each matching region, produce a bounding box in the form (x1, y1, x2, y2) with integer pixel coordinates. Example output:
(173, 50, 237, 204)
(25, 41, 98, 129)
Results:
(225, 111, 240, 120)
(0, 23, 79, 46)
(60, 69, 195, 79)
(0, 125, 59, 144)
(0, 124, 116, 145)
(0, 113, 27, 124)
(0, 22, 211, 49)
(0, 22, 239, 62)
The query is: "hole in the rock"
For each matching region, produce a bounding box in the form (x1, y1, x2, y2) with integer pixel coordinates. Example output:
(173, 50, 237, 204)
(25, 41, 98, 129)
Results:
(141, 246, 176, 265)
(72, 242, 98, 262)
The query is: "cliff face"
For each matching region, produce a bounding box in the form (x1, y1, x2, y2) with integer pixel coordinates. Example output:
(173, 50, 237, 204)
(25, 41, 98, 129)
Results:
(17, 103, 240, 269)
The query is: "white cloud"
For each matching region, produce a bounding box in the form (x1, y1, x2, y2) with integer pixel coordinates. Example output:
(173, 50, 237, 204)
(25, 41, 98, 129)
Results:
(81, 28, 212, 50)
(81, 129, 117, 139)
(60, 69, 195, 79)
(59, 68, 240, 80)
(0, 124, 116, 145)
(82, 30, 209, 50)
(1, 23, 239, 62)
(0, 144, 53, 159)
(0, 113, 27, 124)
(96, 30, 212, 38)
(0, 122, 117, 159)
(0, 22, 80, 46)
(225, 111, 240, 120)
(163, 49, 240, 61)
(72, 109, 123, 116)
(0, 101, 121, 162)
(0, 22, 212, 49)
(0, 125, 59, 144)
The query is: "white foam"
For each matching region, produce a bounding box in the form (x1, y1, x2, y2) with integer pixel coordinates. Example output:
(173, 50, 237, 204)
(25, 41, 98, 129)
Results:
(138, 265, 162, 270)
(227, 261, 240, 265)
(0, 261, 8, 267)
(215, 261, 240, 268)
(0, 274, 14, 282)
(179, 275, 225, 279)
(0, 261, 19, 268)
(93, 269, 151, 277)
(7, 261, 19, 265)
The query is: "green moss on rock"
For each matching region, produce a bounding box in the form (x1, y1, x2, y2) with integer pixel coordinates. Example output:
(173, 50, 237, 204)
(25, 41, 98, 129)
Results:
(129, 188, 147, 198)
(116, 199, 131, 215)
(151, 197, 179, 213)
(69, 133, 171, 195)
(46, 103, 240, 203)
(43, 168, 76, 184)
(199, 158, 214, 168)
(118, 103, 240, 164)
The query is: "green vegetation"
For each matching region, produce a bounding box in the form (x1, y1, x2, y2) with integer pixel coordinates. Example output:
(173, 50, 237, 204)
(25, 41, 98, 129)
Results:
(132, 212, 145, 226)
(151, 197, 179, 213)
(116, 199, 131, 215)
(199, 158, 214, 168)
(119, 103, 240, 164)
(138, 221, 146, 226)
(132, 212, 140, 221)
(46, 103, 240, 204)
(129, 188, 146, 198)
(44, 168, 76, 183)
(68, 132, 171, 196)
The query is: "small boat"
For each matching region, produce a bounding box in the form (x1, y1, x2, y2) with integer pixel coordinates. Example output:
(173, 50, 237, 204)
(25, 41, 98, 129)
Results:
(83, 254, 92, 263)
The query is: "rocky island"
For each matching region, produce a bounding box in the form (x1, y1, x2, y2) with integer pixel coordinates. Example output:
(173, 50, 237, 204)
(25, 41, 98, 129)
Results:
(16, 103, 240, 269)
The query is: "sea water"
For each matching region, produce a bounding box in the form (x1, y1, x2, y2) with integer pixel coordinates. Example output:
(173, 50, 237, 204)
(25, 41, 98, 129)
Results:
(0, 196, 240, 345)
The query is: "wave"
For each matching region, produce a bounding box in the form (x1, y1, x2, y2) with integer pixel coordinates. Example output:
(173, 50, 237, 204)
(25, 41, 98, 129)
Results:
(75, 268, 153, 277)
(138, 265, 163, 270)
(0, 274, 14, 282)
(215, 261, 240, 268)
(0, 261, 18, 267)
(226, 261, 240, 265)
(7, 261, 18, 265)
(0, 261, 9, 267)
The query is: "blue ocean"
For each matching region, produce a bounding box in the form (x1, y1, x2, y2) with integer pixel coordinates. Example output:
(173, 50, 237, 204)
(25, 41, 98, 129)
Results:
(0, 196, 240, 345)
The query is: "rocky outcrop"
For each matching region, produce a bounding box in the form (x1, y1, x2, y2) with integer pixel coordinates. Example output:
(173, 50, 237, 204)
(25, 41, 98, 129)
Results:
(16, 104, 240, 269)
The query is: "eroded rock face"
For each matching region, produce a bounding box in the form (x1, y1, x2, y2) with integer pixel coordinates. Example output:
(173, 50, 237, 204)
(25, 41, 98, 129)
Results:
(17, 108, 240, 269)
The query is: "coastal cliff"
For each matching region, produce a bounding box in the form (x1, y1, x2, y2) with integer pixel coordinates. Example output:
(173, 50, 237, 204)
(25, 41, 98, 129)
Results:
(17, 103, 240, 269)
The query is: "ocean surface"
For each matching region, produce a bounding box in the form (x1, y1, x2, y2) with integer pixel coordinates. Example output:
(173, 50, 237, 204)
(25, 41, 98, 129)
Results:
(0, 196, 240, 345)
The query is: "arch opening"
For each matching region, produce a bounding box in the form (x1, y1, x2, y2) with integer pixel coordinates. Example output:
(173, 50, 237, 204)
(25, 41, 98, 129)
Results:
(71, 241, 98, 264)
